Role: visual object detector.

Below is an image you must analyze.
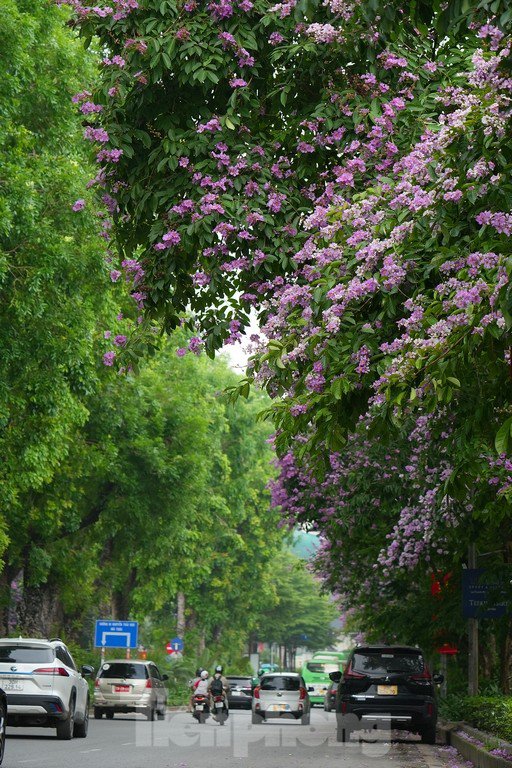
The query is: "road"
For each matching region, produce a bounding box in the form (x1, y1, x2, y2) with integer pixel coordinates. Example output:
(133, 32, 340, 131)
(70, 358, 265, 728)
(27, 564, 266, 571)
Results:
(4, 709, 447, 768)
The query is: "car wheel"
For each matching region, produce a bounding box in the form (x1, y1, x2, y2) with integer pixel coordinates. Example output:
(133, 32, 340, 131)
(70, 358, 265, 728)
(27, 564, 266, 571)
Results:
(301, 713, 310, 725)
(420, 725, 437, 744)
(56, 696, 75, 740)
(146, 706, 155, 721)
(251, 712, 263, 724)
(0, 696, 6, 765)
(74, 698, 89, 738)
(105, 710, 114, 720)
(94, 707, 103, 719)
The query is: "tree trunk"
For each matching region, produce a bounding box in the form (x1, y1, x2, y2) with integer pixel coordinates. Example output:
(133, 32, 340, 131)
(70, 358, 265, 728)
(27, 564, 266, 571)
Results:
(0, 565, 21, 635)
(177, 592, 186, 637)
(111, 568, 137, 620)
(16, 579, 63, 637)
(500, 619, 512, 694)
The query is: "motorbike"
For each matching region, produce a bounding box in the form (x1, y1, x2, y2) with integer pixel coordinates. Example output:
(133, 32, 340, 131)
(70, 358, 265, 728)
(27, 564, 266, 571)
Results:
(211, 693, 229, 725)
(192, 694, 210, 724)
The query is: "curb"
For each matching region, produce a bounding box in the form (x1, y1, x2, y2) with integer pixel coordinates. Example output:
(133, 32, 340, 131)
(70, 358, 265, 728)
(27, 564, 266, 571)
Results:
(438, 722, 512, 768)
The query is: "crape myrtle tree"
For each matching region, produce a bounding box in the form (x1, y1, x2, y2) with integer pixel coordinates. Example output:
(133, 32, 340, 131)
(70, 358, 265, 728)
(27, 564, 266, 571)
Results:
(61, 0, 512, 678)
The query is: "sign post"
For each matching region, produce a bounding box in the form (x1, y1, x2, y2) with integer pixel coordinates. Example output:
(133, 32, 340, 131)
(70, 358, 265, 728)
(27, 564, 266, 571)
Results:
(94, 620, 139, 665)
(166, 637, 184, 656)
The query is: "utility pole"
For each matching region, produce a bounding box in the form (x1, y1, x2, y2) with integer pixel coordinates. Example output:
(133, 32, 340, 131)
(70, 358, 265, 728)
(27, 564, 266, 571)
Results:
(468, 544, 479, 695)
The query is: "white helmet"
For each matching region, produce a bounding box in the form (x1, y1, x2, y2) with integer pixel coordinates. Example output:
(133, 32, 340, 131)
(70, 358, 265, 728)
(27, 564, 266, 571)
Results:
(200, 670, 209, 679)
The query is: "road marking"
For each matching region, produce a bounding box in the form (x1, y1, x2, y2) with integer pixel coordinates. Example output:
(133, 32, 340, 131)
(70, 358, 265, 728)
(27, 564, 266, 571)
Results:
(122, 741, 135, 745)
(79, 748, 102, 753)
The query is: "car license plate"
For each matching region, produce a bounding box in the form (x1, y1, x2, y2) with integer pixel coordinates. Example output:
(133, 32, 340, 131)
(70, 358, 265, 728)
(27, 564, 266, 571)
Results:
(195, 704, 204, 711)
(377, 685, 398, 695)
(232, 691, 240, 696)
(270, 704, 290, 712)
(114, 685, 130, 692)
(3, 681, 23, 692)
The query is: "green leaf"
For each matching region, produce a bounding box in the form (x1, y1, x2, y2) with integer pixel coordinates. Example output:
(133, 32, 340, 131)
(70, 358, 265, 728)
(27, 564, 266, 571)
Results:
(495, 417, 512, 454)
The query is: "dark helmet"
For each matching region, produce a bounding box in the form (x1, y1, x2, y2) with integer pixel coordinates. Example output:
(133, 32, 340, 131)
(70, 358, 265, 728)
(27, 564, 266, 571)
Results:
(215, 665, 223, 673)
(196, 667, 203, 677)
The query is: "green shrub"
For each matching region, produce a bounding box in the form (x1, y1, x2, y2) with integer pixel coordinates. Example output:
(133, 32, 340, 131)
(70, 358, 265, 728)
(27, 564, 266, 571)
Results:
(440, 696, 512, 742)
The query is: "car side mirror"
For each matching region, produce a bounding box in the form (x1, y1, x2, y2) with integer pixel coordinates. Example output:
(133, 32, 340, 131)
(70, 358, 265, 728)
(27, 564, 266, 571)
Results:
(162, 674, 169, 681)
(433, 673, 444, 685)
(329, 671, 342, 683)
(81, 665, 94, 677)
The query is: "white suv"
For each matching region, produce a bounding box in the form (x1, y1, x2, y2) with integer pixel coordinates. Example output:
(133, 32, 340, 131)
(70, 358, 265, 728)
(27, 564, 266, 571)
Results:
(0, 637, 93, 739)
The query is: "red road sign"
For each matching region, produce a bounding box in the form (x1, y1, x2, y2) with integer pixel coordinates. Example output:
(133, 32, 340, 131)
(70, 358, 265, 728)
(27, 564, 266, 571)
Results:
(437, 643, 458, 655)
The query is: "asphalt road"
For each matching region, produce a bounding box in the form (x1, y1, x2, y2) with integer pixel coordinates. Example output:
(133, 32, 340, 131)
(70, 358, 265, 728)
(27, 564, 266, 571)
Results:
(3, 709, 445, 768)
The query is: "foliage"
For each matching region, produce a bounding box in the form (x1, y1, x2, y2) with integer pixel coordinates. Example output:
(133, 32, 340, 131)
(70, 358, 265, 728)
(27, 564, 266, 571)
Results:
(255, 550, 338, 654)
(439, 696, 512, 743)
(0, 0, 116, 590)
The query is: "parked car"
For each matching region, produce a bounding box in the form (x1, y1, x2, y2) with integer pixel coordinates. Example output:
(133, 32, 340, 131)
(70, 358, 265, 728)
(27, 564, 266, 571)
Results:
(323, 680, 338, 712)
(331, 644, 443, 743)
(226, 676, 253, 710)
(0, 637, 92, 739)
(93, 659, 168, 720)
(252, 672, 310, 725)
(0, 686, 6, 764)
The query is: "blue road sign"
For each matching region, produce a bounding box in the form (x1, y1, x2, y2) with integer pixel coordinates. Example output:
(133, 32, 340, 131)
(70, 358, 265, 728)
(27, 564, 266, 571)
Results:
(169, 636, 184, 653)
(462, 569, 508, 619)
(95, 620, 139, 649)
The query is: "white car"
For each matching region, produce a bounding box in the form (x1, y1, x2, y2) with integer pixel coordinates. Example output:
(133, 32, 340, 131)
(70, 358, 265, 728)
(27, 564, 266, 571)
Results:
(0, 637, 93, 739)
(252, 672, 310, 724)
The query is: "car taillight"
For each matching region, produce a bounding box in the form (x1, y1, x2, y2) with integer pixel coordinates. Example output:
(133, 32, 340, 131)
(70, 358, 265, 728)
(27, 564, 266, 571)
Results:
(94, 678, 100, 688)
(145, 679, 152, 689)
(299, 687, 306, 700)
(344, 663, 366, 679)
(33, 667, 69, 676)
(410, 667, 431, 681)
(253, 686, 260, 699)
(341, 701, 347, 714)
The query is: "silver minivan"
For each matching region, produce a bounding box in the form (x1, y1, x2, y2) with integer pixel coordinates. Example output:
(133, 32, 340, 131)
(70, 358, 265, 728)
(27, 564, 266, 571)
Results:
(252, 673, 310, 724)
(93, 660, 168, 720)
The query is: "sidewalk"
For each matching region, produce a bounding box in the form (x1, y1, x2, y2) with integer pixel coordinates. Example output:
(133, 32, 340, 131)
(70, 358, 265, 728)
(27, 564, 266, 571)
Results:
(435, 722, 512, 768)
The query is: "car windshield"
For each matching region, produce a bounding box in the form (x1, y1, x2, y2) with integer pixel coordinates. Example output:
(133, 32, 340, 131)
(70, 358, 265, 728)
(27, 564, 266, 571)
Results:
(0, 645, 54, 663)
(261, 676, 300, 691)
(306, 662, 339, 674)
(99, 663, 148, 679)
(352, 651, 425, 676)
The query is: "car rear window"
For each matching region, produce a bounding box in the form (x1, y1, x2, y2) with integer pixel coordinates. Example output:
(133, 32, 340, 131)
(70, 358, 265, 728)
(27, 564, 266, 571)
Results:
(0, 645, 54, 663)
(306, 662, 339, 674)
(99, 663, 148, 679)
(352, 650, 425, 676)
(261, 676, 300, 691)
(228, 678, 252, 687)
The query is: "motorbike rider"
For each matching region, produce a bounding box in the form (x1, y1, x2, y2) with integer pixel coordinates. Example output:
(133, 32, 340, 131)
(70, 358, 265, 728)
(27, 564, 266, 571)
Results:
(188, 668, 203, 712)
(208, 665, 230, 712)
(194, 669, 210, 697)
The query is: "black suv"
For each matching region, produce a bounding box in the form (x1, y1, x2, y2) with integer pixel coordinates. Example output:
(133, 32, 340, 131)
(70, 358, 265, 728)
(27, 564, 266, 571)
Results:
(330, 645, 442, 743)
